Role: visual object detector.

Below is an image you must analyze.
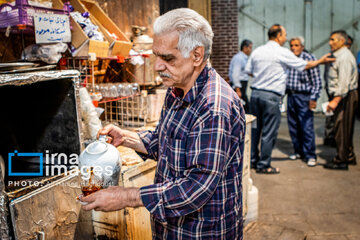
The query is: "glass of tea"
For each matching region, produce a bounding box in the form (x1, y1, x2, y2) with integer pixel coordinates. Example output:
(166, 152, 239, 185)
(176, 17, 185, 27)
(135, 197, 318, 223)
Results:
(77, 167, 103, 204)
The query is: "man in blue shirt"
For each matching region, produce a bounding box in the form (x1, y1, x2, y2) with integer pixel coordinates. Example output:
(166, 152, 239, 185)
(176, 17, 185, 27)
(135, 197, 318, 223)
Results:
(245, 24, 334, 174)
(286, 36, 322, 167)
(229, 39, 253, 112)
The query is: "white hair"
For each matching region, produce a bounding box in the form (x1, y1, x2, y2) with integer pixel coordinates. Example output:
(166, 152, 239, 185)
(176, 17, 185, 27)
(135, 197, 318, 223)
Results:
(153, 8, 214, 61)
(290, 36, 305, 46)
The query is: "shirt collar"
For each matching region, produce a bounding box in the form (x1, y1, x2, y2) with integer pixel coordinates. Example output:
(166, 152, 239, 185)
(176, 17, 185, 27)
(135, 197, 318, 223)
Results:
(333, 46, 347, 56)
(169, 63, 210, 107)
(268, 40, 280, 47)
(240, 51, 248, 60)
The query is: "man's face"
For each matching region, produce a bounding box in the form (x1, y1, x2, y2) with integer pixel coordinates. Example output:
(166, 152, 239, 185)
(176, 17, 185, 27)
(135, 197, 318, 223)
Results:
(290, 39, 304, 56)
(278, 27, 287, 46)
(153, 31, 196, 89)
(329, 34, 345, 52)
(346, 38, 352, 49)
(243, 44, 252, 56)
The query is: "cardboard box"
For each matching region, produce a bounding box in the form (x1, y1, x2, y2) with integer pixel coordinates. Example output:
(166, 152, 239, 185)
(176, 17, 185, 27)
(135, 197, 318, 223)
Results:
(81, 0, 132, 57)
(65, 0, 109, 58)
(70, 17, 109, 58)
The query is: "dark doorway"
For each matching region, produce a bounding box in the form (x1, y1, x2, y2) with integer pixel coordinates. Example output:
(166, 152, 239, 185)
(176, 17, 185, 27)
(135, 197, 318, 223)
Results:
(159, 0, 187, 14)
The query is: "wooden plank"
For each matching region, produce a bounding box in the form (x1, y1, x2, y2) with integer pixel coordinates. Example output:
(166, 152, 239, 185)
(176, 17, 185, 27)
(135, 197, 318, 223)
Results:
(9, 174, 82, 240)
(188, 0, 211, 24)
(122, 160, 156, 240)
(104, 0, 160, 38)
(0, 159, 10, 240)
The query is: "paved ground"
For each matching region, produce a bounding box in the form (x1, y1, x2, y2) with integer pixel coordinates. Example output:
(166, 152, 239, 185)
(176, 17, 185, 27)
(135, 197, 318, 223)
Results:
(244, 114, 360, 240)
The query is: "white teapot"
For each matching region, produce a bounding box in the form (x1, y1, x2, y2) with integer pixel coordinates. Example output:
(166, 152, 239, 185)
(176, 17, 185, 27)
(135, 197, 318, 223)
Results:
(79, 135, 121, 188)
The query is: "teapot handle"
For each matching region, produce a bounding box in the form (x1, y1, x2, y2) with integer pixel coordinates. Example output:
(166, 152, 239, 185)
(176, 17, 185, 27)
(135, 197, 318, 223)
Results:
(98, 135, 107, 142)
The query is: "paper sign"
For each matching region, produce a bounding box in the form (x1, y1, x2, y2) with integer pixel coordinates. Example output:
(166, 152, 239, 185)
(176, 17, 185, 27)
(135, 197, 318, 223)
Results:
(322, 102, 334, 116)
(34, 13, 71, 43)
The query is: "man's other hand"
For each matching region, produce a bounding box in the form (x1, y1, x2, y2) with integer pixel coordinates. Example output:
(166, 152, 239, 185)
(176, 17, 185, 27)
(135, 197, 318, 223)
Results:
(320, 53, 336, 64)
(80, 186, 143, 212)
(309, 100, 317, 110)
(327, 96, 342, 112)
(235, 88, 242, 99)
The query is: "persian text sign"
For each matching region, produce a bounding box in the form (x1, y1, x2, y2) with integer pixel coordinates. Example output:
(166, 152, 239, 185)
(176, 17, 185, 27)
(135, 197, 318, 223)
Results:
(34, 13, 71, 43)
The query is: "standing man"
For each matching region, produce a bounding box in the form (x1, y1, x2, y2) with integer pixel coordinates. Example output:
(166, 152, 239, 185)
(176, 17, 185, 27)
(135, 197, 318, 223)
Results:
(229, 39, 253, 112)
(286, 36, 322, 167)
(325, 33, 355, 146)
(324, 30, 358, 170)
(245, 24, 334, 174)
(81, 8, 246, 239)
(356, 48, 360, 119)
(345, 34, 353, 49)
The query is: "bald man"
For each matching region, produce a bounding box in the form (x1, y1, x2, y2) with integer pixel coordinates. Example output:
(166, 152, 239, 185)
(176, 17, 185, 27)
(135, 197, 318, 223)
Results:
(245, 24, 334, 174)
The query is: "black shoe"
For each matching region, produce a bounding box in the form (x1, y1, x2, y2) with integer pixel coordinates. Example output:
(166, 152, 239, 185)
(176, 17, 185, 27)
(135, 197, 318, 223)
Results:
(348, 159, 357, 165)
(250, 163, 257, 169)
(323, 161, 348, 170)
(324, 138, 336, 147)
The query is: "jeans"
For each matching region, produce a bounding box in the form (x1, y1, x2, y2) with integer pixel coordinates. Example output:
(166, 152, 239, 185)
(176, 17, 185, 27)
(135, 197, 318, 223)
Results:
(287, 92, 316, 160)
(250, 89, 281, 169)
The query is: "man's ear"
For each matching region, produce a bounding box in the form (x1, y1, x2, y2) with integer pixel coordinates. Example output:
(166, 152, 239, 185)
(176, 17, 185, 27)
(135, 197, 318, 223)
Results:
(192, 46, 205, 66)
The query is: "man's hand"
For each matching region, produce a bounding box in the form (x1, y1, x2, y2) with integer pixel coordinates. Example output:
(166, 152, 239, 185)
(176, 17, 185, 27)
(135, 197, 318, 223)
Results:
(97, 124, 125, 147)
(235, 88, 242, 99)
(319, 53, 336, 64)
(97, 124, 148, 154)
(80, 186, 143, 212)
(309, 100, 317, 110)
(327, 96, 342, 112)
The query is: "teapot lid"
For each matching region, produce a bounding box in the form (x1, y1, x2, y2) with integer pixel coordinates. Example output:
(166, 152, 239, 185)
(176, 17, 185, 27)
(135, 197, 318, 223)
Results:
(86, 141, 108, 155)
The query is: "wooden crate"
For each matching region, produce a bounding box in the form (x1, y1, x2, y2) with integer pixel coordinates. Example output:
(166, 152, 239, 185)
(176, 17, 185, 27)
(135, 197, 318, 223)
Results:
(92, 147, 156, 240)
(81, 0, 132, 57)
(63, 0, 109, 58)
(9, 173, 82, 240)
(242, 114, 256, 217)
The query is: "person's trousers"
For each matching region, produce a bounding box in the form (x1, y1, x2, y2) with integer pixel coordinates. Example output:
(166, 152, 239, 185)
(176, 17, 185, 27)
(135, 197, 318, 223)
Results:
(287, 92, 316, 160)
(334, 90, 358, 163)
(240, 81, 249, 112)
(324, 93, 336, 146)
(250, 89, 281, 169)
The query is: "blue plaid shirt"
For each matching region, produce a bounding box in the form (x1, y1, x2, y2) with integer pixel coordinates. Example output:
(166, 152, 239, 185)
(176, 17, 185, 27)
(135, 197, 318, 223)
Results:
(138, 65, 246, 239)
(286, 51, 322, 100)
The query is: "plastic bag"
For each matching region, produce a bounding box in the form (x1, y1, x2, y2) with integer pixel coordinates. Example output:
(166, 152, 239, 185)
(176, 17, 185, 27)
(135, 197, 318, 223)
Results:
(79, 87, 102, 140)
(70, 11, 104, 41)
(21, 43, 68, 64)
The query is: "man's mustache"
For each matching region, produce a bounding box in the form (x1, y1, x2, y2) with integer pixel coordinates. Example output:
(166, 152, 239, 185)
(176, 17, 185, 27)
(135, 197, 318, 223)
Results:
(158, 72, 172, 79)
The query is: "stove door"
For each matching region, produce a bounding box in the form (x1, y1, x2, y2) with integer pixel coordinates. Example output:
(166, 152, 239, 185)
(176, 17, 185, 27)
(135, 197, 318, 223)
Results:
(9, 174, 82, 240)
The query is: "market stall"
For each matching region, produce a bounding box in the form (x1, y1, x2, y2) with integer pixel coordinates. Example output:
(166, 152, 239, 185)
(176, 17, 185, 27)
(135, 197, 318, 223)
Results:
(0, 1, 256, 239)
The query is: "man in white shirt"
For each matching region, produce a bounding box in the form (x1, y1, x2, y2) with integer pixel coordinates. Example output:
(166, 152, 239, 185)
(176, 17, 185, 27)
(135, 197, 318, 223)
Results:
(245, 24, 334, 174)
(229, 39, 253, 112)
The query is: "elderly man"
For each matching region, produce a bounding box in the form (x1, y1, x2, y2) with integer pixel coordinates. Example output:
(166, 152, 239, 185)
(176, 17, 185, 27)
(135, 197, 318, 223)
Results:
(245, 24, 334, 174)
(324, 30, 358, 170)
(286, 36, 322, 167)
(229, 39, 253, 112)
(81, 8, 246, 239)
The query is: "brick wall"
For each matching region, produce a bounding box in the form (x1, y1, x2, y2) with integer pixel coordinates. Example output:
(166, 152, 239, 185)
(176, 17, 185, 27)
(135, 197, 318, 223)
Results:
(211, 0, 239, 80)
